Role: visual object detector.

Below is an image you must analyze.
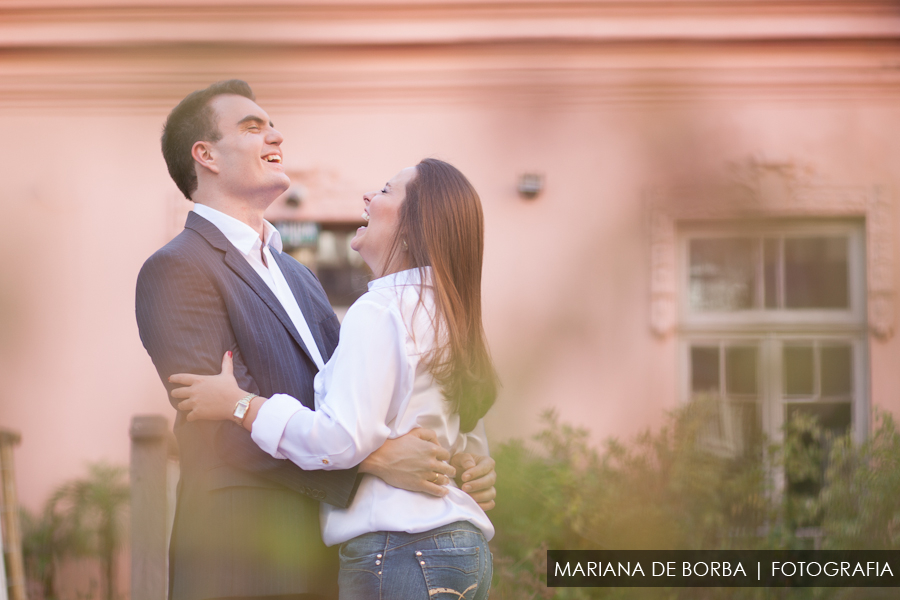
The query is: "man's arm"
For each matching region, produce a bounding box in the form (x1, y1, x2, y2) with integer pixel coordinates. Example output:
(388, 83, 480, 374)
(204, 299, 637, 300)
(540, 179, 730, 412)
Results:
(136, 248, 359, 506)
(137, 247, 450, 506)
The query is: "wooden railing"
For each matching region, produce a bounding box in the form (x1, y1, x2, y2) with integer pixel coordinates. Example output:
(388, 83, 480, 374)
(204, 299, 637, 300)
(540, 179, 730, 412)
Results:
(129, 416, 178, 600)
(0, 429, 26, 600)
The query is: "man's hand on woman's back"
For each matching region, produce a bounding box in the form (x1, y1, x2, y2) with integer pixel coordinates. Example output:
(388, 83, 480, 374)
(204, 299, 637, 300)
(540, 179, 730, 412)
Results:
(450, 453, 496, 511)
(359, 428, 457, 496)
(359, 429, 497, 510)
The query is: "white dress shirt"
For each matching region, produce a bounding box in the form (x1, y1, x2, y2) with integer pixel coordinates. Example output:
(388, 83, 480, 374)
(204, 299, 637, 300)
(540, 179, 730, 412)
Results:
(251, 267, 494, 546)
(192, 203, 325, 370)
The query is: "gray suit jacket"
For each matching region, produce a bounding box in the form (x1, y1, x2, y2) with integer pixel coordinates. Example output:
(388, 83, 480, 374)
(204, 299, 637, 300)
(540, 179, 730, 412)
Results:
(136, 211, 358, 600)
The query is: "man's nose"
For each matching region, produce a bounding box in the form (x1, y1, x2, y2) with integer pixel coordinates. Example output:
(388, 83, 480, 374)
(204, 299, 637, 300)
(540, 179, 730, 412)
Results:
(362, 192, 373, 203)
(267, 127, 284, 145)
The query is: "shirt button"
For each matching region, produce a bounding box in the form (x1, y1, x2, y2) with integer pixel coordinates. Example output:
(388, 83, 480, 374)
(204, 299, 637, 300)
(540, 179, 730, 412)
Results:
(322, 458, 329, 465)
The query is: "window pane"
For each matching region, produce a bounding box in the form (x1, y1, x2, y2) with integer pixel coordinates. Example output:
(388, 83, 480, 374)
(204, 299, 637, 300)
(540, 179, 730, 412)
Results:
(784, 237, 849, 309)
(729, 398, 762, 452)
(764, 238, 779, 309)
(783, 345, 814, 396)
(691, 347, 720, 393)
(786, 403, 852, 498)
(821, 345, 853, 398)
(689, 239, 756, 311)
(786, 403, 852, 437)
(726, 346, 757, 395)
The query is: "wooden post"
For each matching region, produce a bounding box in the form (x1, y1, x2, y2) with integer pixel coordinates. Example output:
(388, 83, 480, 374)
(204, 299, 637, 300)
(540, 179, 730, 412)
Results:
(0, 429, 26, 600)
(0, 503, 7, 600)
(129, 415, 171, 600)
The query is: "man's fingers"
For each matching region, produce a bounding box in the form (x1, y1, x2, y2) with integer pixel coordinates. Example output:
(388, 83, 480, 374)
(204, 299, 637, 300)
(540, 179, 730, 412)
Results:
(477, 499, 496, 511)
(467, 486, 497, 504)
(430, 444, 451, 464)
(462, 468, 496, 493)
(432, 460, 456, 479)
(450, 452, 477, 472)
(416, 481, 450, 498)
(176, 399, 195, 412)
(409, 427, 439, 444)
(460, 456, 495, 483)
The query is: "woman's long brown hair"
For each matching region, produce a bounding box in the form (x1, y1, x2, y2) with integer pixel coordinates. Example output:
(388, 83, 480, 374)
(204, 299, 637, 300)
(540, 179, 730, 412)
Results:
(386, 158, 497, 433)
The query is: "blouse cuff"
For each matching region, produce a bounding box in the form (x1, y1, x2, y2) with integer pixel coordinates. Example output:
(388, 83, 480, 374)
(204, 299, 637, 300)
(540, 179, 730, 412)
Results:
(250, 393, 304, 459)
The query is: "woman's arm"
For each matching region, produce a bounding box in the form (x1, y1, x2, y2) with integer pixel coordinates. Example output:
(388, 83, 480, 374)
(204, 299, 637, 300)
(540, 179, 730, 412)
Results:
(253, 300, 407, 470)
(172, 300, 410, 471)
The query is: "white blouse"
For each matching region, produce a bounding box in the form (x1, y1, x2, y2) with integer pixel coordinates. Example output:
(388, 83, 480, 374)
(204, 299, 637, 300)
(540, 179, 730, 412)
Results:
(250, 267, 494, 546)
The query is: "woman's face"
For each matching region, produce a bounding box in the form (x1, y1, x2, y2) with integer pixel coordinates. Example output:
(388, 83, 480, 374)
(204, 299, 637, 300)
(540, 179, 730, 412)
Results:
(351, 166, 416, 277)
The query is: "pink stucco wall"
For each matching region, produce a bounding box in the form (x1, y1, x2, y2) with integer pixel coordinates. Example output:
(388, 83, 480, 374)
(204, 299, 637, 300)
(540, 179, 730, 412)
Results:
(2, 1, 900, 515)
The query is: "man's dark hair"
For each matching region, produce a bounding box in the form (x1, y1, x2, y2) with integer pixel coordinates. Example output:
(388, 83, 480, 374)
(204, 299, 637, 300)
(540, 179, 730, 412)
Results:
(161, 80, 256, 200)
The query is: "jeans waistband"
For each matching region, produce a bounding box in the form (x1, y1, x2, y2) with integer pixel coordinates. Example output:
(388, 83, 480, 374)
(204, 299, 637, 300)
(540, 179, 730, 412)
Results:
(350, 520, 483, 553)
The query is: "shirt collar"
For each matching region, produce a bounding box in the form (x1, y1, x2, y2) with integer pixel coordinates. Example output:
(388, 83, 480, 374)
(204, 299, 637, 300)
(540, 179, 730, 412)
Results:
(368, 266, 432, 291)
(192, 203, 283, 255)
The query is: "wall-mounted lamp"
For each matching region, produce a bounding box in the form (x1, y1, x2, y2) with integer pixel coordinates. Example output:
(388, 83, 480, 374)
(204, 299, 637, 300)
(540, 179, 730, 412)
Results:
(284, 184, 307, 208)
(517, 173, 543, 200)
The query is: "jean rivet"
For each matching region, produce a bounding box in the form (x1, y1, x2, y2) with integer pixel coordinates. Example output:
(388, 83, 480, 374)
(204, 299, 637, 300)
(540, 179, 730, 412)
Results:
(376, 560, 381, 565)
(415, 551, 422, 556)
(377, 554, 382, 559)
(420, 561, 425, 566)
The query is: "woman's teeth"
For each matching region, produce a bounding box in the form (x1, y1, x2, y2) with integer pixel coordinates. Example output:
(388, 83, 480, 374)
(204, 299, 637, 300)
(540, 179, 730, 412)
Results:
(362, 212, 369, 221)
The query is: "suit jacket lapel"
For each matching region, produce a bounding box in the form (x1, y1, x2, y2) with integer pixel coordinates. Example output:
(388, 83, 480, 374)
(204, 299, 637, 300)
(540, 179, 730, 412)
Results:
(270, 249, 330, 361)
(185, 212, 318, 365)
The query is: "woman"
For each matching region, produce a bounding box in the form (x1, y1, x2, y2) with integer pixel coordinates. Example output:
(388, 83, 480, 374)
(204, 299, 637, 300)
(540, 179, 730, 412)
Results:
(169, 158, 497, 600)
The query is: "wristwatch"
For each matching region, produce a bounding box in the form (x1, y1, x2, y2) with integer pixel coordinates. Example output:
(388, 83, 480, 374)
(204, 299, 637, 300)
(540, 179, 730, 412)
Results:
(233, 393, 258, 424)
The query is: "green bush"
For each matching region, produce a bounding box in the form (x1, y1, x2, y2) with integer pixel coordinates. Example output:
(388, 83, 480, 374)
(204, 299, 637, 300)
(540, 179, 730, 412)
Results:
(22, 462, 129, 600)
(488, 404, 900, 600)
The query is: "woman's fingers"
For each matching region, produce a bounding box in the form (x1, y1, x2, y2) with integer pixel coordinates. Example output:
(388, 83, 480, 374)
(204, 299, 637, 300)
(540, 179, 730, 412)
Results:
(221, 351, 234, 376)
(170, 386, 192, 399)
(168, 373, 197, 386)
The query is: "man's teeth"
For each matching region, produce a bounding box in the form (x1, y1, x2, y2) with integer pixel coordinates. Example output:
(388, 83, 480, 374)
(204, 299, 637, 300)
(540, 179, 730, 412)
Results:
(362, 212, 369, 222)
(264, 155, 282, 163)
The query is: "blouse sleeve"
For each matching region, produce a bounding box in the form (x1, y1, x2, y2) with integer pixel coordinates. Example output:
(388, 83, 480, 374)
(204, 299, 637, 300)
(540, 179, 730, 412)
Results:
(250, 298, 409, 470)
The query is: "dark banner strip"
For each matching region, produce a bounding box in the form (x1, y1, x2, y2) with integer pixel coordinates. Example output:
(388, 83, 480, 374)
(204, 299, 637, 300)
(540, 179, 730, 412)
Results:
(547, 550, 900, 588)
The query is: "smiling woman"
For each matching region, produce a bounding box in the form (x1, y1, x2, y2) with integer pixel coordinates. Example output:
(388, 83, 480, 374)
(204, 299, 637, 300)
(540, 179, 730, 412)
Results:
(170, 158, 497, 600)
(351, 166, 417, 278)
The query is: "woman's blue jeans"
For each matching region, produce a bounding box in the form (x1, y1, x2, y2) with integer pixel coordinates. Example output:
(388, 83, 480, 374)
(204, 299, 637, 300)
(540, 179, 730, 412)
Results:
(337, 521, 492, 600)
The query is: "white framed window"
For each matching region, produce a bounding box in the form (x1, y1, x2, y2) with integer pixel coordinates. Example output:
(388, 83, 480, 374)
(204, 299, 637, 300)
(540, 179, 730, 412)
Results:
(678, 220, 868, 455)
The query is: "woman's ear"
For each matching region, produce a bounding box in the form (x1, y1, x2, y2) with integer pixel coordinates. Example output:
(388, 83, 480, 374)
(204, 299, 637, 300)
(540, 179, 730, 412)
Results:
(191, 140, 220, 175)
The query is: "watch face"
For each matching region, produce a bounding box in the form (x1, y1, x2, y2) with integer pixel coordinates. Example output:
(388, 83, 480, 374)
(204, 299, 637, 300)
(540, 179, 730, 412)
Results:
(234, 400, 250, 419)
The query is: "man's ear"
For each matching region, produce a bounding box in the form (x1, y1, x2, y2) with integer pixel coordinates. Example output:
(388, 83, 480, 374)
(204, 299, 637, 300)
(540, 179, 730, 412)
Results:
(191, 140, 220, 175)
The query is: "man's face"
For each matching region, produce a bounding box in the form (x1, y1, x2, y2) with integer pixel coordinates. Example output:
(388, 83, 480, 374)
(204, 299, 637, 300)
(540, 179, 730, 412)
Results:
(204, 94, 290, 203)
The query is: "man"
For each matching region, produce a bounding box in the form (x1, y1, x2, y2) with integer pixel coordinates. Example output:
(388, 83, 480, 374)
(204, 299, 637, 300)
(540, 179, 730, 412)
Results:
(136, 80, 495, 600)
